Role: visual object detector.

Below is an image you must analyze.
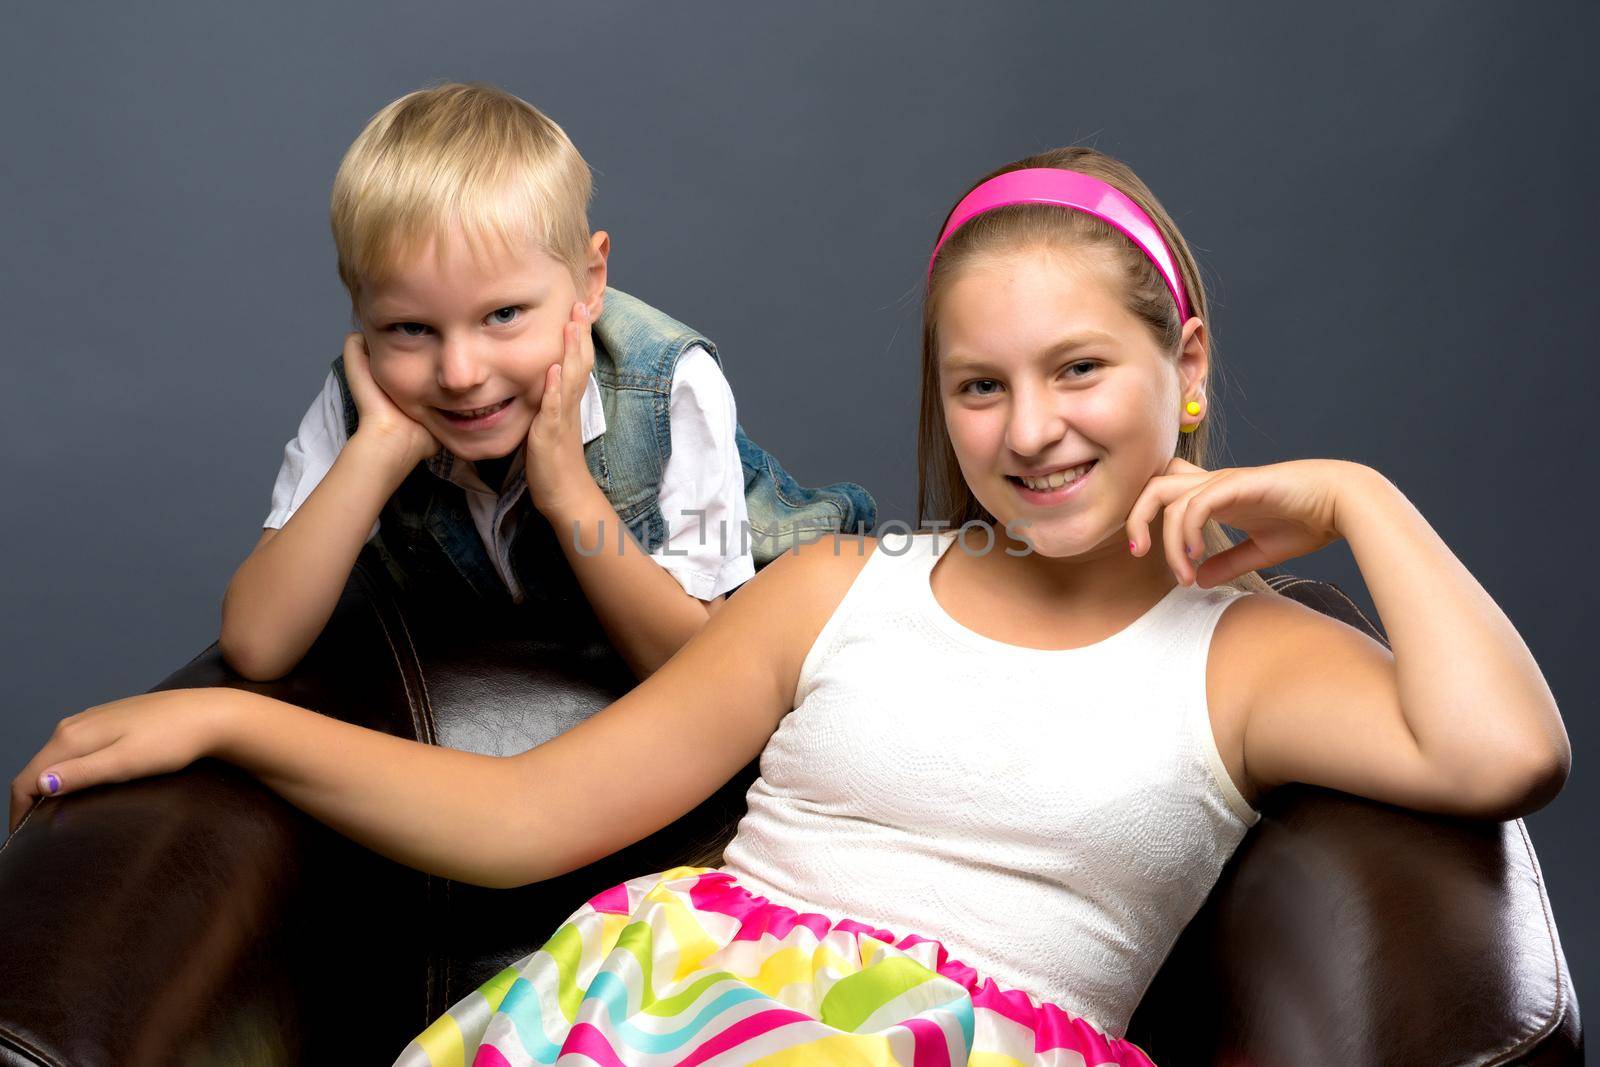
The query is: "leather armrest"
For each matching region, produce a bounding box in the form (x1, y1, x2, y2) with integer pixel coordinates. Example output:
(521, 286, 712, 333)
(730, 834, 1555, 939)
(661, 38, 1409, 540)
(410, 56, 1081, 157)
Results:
(1127, 786, 1581, 1064)
(1126, 575, 1580, 1063)
(0, 559, 427, 1066)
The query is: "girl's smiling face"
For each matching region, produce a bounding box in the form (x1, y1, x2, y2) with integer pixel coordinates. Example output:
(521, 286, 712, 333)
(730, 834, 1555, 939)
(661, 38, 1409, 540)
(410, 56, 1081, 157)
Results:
(358, 223, 606, 461)
(936, 244, 1208, 559)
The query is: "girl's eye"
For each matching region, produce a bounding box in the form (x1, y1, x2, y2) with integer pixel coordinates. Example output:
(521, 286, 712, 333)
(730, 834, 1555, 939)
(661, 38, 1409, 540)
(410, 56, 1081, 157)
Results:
(487, 305, 523, 326)
(1064, 360, 1099, 378)
(961, 379, 1002, 397)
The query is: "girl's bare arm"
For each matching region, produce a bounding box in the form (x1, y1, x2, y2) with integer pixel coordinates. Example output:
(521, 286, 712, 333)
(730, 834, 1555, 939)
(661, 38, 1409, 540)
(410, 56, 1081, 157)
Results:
(1230, 465, 1569, 819)
(212, 537, 876, 889)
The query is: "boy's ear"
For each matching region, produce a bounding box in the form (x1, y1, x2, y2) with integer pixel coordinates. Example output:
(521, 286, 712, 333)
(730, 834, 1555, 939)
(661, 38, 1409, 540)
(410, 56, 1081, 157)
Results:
(585, 231, 610, 317)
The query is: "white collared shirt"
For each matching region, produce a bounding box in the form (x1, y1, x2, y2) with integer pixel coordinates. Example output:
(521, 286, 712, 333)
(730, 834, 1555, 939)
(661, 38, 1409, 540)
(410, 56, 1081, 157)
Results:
(265, 345, 755, 602)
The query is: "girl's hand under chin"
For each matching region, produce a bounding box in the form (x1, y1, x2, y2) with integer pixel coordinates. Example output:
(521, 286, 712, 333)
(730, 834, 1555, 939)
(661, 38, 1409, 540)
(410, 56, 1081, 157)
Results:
(1126, 456, 1375, 587)
(8, 689, 237, 834)
(524, 301, 600, 518)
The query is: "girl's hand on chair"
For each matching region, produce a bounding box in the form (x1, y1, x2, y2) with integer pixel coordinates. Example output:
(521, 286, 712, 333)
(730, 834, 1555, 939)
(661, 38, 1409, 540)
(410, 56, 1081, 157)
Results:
(1126, 457, 1374, 587)
(7, 690, 234, 835)
(524, 301, 599, 519)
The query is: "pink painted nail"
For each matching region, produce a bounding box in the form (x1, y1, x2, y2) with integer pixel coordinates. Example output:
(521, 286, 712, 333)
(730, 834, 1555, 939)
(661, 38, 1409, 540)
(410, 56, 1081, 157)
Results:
(1129, 539, 1137, 554)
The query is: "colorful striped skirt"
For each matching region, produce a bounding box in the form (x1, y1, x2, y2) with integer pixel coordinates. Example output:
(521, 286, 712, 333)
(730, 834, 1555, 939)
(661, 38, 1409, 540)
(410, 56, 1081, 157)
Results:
(393, 866, 1157, 1066)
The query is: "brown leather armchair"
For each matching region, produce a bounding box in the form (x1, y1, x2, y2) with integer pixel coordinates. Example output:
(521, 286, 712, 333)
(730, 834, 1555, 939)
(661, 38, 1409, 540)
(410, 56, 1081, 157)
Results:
(0, 550, 1581, 1065)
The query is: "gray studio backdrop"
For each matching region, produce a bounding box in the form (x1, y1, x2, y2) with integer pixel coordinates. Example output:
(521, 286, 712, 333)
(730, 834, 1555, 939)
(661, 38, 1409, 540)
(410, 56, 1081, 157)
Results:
(3, 0, 1595, 1008)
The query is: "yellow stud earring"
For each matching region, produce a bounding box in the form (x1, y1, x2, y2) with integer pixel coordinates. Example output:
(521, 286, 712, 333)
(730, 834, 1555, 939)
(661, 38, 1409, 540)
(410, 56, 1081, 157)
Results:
(1180, 399, 1202, 433)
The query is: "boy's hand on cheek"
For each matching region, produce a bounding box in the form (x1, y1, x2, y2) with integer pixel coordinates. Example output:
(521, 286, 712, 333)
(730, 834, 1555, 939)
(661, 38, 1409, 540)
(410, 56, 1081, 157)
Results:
(343, 332, 438, 467)
(524, 302, 600, 519)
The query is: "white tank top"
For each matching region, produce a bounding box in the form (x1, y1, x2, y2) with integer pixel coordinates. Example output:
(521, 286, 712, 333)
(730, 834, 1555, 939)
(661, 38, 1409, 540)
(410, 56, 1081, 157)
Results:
(719, 530, 1260, 1037)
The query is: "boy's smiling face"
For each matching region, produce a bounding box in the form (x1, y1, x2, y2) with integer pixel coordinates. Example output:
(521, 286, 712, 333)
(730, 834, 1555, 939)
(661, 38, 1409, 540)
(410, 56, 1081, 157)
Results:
(358, 222, 607, 462)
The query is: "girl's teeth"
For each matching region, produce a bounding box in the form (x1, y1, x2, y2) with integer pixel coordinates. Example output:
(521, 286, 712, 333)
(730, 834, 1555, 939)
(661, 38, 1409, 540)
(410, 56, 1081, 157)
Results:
(1020, 463, 1091, 491)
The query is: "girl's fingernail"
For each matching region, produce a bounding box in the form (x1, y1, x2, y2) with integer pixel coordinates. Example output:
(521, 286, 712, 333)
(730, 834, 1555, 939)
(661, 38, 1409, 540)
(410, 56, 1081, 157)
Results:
(1129, 539, 1137, 554)
(42, 772, 59, 795)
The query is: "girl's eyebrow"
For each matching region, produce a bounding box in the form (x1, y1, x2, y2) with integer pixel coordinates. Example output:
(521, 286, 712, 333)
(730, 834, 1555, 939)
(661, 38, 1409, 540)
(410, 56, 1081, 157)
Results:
(942, 331, 1118, 373)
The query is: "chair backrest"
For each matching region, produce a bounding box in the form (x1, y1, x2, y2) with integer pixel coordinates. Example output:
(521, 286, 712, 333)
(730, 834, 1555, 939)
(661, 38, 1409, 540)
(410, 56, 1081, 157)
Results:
(1263, 571, 1388, 647)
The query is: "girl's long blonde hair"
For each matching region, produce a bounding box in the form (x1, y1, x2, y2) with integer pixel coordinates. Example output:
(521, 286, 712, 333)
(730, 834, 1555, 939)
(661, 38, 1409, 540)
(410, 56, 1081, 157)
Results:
(917, 147, 1272, 595)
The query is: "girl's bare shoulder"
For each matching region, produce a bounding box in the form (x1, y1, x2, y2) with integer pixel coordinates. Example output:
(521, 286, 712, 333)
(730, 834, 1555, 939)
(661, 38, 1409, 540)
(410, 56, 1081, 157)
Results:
(745, 534, 882, 608)
(716, 535, 882, 700)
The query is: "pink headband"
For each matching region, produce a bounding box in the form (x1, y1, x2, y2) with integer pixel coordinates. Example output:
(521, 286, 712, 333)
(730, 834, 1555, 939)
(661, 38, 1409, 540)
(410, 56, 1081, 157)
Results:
(927, 167, 1192, 322)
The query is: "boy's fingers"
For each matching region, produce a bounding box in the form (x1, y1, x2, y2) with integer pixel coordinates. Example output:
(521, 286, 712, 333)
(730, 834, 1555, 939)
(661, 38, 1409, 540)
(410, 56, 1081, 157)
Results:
(341, 332, 370, 373)
(536, 306, 588, 439)
(341, 333, 382, 414)
(535, 316, 575, 418)
(576, 303, 596, 379)
(533, 364, 562, 436)
(563, 310, 585, 383)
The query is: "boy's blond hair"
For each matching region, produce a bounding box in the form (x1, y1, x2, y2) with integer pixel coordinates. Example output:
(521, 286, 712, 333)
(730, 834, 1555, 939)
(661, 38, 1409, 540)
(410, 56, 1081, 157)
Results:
(330, 82, 593, 311)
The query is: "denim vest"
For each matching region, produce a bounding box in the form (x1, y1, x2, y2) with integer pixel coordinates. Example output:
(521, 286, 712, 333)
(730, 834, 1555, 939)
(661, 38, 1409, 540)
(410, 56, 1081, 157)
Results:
(331, 287, 876, 625)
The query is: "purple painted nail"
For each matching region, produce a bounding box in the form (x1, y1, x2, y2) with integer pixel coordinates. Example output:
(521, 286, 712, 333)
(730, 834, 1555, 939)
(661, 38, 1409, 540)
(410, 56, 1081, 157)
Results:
(42, 772, 60, 795)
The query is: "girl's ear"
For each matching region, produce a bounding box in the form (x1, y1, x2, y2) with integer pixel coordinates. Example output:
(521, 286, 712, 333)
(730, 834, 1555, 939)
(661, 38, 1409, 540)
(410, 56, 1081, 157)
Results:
(1177, 316, 1209, 396)
(585, 231, 610, 318)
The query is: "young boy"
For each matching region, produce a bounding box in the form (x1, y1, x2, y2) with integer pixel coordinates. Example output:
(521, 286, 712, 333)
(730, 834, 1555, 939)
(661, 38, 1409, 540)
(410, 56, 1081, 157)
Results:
(218, 83, 874, 683)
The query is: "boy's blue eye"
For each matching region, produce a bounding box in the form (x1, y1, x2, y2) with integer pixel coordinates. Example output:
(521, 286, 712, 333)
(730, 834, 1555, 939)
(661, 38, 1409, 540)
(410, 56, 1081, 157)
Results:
(393, 322, 430, 337)
(488, 306, 522, 325)
(1065, 360, 1098, 377)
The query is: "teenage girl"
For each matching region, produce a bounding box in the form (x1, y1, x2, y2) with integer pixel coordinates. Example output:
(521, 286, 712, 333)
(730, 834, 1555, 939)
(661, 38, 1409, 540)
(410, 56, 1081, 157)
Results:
(9, 148, 1569, 1065)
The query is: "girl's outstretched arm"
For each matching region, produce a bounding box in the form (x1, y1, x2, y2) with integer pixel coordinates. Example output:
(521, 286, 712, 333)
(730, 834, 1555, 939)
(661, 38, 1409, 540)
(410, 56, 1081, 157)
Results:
(8, 536, 878, 885)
